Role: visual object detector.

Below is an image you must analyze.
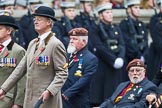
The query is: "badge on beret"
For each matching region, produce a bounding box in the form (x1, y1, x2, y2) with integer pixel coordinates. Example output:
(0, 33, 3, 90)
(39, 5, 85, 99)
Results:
(137, 62, 141, 66)
(72, 31, 76, 35)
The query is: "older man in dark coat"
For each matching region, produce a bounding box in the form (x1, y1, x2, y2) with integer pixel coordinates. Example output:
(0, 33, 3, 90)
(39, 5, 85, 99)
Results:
(61, 27, 98, 108)
(98, 59, 157, 108)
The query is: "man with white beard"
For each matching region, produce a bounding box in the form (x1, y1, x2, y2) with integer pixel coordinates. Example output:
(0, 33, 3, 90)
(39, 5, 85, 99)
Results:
(95, 59, 157, 108)
(61, 27, 98, 108)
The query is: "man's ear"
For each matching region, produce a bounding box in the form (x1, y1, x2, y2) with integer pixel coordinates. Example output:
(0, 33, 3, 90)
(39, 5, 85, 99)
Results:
(7, 28, 13, 35)
(82, 39, 87, 46)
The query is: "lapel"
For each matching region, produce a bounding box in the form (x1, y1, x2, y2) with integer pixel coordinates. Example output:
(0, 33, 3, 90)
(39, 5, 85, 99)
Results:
(29, 32, 53, 66)
(68, 47, 87, 68)
(111, 82, 130, 101)
(0, 40, 14, 58)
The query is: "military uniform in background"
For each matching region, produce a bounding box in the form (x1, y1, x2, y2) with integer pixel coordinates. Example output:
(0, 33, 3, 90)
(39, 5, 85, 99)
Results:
(119, 0, 149, 66)
(53, 2, 81, 48)
(147, 0, 162, 80)
(74, 0, 97, 52)
(89, 3, 126, 106)
(0, 0, 26, 48)
(18, 0, 44, 49)
(0, 11, 26, 108)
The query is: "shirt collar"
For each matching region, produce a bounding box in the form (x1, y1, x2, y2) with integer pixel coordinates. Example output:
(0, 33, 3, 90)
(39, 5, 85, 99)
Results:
(38, 31, 51, 42)
(2, 38, 12, 48)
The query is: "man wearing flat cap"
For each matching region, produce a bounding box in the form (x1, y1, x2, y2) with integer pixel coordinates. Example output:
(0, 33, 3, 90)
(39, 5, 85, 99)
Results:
(0, 10, 26, 108)
(96, 59, 157, 108)
(0, 6, 68, 108)
(61, 27, 98, 108)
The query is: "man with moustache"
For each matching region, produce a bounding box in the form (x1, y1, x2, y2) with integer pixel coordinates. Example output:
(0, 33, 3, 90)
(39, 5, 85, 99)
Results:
(0, 6, 68, 108)
(96, 59, 156, 108)
(61, 27, 98, 108)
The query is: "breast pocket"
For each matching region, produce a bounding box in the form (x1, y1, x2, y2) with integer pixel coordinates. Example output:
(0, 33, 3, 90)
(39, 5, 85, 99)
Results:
(35, 56, 50, 69)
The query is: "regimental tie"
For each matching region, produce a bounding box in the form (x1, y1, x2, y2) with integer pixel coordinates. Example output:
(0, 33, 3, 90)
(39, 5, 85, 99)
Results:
(114, 83, 135, 103)
(0, 43, 4, 53)
(35, 38, 40, 53)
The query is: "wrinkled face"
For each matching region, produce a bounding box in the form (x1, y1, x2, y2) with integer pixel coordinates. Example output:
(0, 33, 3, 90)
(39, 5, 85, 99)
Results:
(33, 16, 51, 33)
(64, 8, 75, 20)
(67, 36, 85, 53)
(100, 9, 113, 23)
(130, 5, 140, 17)
(128, 66, 145, 84)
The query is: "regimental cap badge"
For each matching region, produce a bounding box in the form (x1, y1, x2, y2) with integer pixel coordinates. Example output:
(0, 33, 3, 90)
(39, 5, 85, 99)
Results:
(126, 59, 145, 71)
(137, 62, 141, 66)
(72, 31, 76, 36)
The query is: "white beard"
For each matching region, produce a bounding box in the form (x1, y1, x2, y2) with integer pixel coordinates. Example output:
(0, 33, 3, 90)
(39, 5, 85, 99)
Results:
(67, 45, 76, 54)
(129, 75, 144, 84)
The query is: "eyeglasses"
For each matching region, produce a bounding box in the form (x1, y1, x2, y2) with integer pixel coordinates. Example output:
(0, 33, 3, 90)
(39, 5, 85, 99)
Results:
(129, 68, 145, 73)
(33, 17, 49, 22)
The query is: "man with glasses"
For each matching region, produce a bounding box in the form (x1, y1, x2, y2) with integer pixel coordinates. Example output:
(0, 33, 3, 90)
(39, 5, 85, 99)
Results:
(95, 59, 157, 108)
(0, 6, 68, 108)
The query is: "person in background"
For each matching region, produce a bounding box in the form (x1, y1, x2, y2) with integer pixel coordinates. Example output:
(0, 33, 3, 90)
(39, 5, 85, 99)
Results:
(119, 0, 149, 68)
(0, 10, 26, 108)
(111, 0, 124, 8)
(93, 0, 110, 8)
(147, 0, 162, 80)
(51, 0, 61, 9)
(146, 2, 162, 106)
(89, 3, 126, 107)
(0, 6, 68, 108)
(62, 27, 98, 108)
(98, 59, 157, 108)
(53, 1, 81, 48)
(0, 0, 26, 48)
(16, 0, 27, 10)
(74, 0, 97, 52)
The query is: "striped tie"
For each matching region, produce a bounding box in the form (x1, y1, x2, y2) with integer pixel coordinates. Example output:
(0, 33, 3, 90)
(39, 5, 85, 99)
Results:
(0, 43, 4, 53)
(35, 38, 40, 52)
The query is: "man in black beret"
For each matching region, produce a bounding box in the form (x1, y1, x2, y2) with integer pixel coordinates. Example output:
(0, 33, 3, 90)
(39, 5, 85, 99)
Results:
(0, 6, 68, 108)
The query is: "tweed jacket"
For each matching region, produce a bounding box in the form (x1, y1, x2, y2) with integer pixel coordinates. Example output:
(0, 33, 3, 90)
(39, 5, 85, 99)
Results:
(1, 32, 68, 108)
(0, 40, 26, 107)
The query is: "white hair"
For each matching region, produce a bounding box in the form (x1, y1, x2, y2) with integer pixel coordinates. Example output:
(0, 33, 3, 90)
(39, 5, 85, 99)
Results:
(79, 36, 88, 43)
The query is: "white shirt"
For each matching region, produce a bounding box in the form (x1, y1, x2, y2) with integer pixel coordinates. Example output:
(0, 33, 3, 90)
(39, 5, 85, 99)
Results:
(38, 31, 51, 47)
(1, 38, 12, 53)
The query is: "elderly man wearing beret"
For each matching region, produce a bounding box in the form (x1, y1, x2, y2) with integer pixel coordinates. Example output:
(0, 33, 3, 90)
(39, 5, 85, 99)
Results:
(95, 59, 157, 108)
(0, 6, 68, 108)
(61, 27, 98, 108)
